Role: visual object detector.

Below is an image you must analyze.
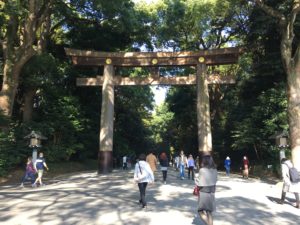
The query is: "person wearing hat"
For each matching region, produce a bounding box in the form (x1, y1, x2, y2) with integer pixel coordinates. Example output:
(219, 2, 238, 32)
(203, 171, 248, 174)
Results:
(224, 156, 231, 176)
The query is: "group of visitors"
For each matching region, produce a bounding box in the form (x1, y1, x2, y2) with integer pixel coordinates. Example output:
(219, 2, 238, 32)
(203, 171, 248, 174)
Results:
(223, 155, 250, 178)
(133, 150, 299, 225)
(20, 152, 49, 188)
(173, 151, 198, 180)
(133, 150, 218, 225)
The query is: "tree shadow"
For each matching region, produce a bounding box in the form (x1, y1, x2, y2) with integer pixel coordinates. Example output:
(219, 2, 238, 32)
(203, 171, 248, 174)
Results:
(0, 169, 299, 225)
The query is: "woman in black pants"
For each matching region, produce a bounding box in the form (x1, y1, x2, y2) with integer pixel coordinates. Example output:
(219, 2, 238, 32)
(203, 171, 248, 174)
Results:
(134, 154, 155, 208)
(159, 152, 169, 184)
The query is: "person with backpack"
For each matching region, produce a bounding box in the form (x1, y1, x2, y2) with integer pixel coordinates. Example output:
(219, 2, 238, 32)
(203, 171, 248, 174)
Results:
(279, 158, 300, 209)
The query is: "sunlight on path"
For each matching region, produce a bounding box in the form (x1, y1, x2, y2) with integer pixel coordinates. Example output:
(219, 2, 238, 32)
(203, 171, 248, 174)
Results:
(0, 169, 299, 225)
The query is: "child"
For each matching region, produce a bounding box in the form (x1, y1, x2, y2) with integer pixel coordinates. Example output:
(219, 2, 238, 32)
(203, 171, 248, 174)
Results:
(20, 157, 36, 188)
(32, 152, 49, 187)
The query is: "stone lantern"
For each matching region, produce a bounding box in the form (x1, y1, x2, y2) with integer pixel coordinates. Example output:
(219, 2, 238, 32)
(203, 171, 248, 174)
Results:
(269, 131, 289, 161)
(24, 131, 47, 163)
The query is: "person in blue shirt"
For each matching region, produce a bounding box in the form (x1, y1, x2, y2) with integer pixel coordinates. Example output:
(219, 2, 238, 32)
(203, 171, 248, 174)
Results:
(32, 152, 49, 187)
(187, 154, 195, 180)
(224, 156, 231, 176)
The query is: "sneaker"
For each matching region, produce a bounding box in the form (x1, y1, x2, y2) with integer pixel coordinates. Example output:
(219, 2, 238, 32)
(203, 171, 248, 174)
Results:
(20, 184, 24, 188)
(164, 181, 167, 184)
(32, 183, 37, 188)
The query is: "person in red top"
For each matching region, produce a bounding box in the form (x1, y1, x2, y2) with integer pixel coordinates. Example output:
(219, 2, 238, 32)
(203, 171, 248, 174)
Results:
(20, 157, 36, 188)
(241, 156, 250, 179)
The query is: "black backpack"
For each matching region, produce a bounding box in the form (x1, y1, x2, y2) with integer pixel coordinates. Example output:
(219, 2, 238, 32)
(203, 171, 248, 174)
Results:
(284, 163, 300, 183)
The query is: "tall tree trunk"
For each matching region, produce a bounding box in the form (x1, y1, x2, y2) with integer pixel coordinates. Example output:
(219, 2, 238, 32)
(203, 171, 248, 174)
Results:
(22, 88, 37, 122)
(287, 66, 300, 169)
(253, 0, 300, 169)
(0, 50, 35, 116)
(0, 0, 52, 118)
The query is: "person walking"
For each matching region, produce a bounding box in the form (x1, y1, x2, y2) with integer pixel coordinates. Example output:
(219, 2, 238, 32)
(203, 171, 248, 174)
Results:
(134, 154, 155, 209)
(241, 156, 250, 179)
(175, 155, 179, 171)
(32, 152, 49, 187)
(159, 152, 169, 184)
(224, 156, 231, 176)
(20, 157, 36, 188)
(279, 158, 300, 208)
(179, 150, 188, 179)
(187, 154, 195, 180)
(146, 151, 157, 172)
(195, 152, 218, 225)
(122, 155, 127, 170)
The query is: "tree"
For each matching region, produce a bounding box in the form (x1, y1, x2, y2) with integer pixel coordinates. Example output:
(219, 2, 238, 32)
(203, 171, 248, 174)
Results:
(250, 0, 300, 169)
(0, 0, 53, 117)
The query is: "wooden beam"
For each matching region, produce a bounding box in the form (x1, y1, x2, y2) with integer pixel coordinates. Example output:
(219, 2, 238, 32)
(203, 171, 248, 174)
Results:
(65, 47, 241, 58)
(65, 47, 241, 66)
(76, 75, 235, 86)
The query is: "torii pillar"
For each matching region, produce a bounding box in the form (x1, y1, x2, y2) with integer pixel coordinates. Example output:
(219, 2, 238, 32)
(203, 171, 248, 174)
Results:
(197, 63, 212, 152)
(65, 47, 240, 173)
(99, 64, 114, 173)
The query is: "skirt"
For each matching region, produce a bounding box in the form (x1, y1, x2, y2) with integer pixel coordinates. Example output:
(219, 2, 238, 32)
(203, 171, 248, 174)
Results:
(197, 192, 216, 212)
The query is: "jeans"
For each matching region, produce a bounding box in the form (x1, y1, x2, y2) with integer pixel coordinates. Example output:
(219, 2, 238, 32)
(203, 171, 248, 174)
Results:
(188, 166, 194, 179)
(138, 182, 148, 207)
(21, 172, 35, 184)
(162, 171, 167, 182)
(180, 164, 185, 178)
(225, 166, 230, 176)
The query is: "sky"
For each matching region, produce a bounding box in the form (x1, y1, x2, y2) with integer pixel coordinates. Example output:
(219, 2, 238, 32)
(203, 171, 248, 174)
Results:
(151, 86, 168, 106)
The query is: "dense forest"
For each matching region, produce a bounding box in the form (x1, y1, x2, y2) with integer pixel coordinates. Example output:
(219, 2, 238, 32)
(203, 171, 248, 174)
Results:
(1, 0, 299, 176)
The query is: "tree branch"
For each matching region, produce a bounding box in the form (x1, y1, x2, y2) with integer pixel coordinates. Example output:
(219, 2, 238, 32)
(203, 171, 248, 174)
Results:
(252, 0, 285, 20)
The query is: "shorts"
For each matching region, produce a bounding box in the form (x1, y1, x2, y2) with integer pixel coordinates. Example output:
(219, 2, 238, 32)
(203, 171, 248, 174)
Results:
(37, 170, 44, 177)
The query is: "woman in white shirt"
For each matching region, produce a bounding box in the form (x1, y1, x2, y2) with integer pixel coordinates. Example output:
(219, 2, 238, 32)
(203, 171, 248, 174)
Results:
(134, 154, 155, 208)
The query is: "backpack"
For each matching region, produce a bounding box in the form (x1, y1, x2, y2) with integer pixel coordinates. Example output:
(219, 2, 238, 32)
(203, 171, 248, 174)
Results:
(284, 163, 300, 183)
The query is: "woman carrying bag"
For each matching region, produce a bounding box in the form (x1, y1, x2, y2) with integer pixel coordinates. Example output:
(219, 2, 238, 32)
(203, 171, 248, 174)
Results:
(134, 153, 155, 209)
(195, 152, 218, 225)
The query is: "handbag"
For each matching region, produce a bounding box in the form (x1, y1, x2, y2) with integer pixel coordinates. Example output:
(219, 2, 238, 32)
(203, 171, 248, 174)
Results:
(193, 185, 200, 196)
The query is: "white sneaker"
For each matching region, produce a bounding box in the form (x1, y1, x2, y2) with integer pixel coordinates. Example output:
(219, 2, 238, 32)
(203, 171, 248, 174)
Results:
(20, 184, 24, 188)
(32, 183, 37, 188)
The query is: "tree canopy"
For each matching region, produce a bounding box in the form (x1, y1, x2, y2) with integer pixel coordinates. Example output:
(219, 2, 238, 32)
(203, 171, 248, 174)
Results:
(0, 0, 299, 175)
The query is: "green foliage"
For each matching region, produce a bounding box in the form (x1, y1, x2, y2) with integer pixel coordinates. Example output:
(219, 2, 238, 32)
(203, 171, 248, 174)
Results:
(0, 0, 295, 177)
(150, 0, 245, 50)
(164, 86, 198, 155)
(114, 86, 154, 157)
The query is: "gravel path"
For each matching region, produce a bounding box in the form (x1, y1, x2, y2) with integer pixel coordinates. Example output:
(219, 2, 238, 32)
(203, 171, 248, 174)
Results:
(0, 167, 299, 225)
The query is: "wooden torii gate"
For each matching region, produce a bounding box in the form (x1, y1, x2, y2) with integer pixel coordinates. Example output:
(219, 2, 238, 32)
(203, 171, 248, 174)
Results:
(65, 47, 240, 173)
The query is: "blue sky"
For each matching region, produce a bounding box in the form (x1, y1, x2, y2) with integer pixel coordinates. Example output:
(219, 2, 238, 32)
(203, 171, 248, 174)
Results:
(151, 86, 168, 105)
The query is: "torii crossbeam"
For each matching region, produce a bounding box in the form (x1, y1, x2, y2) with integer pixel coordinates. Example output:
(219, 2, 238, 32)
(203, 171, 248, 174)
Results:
(65, 47, 241, 173)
